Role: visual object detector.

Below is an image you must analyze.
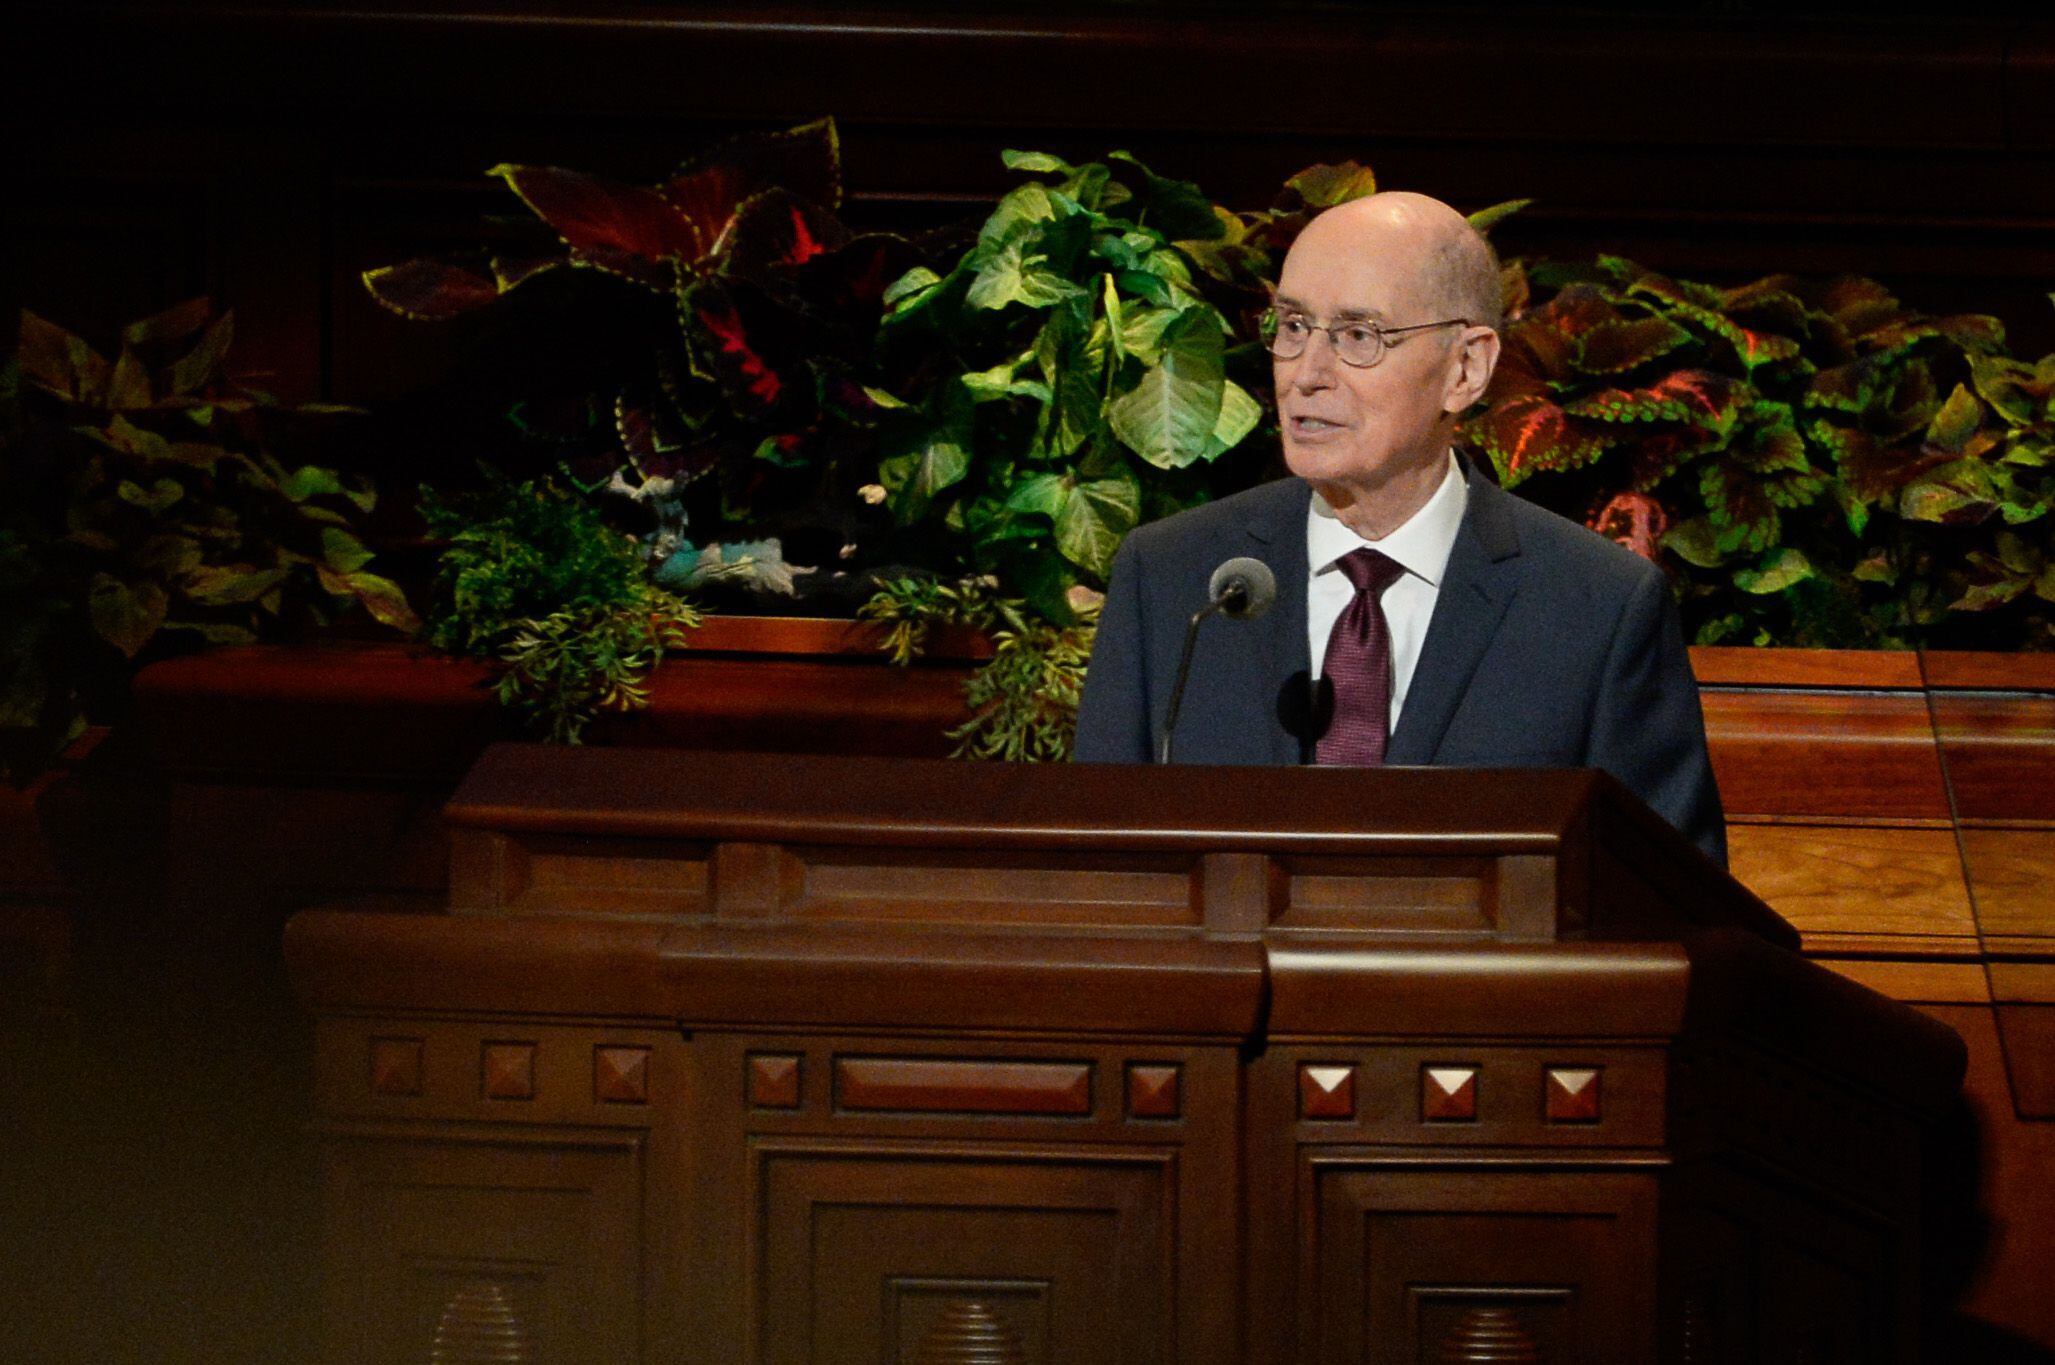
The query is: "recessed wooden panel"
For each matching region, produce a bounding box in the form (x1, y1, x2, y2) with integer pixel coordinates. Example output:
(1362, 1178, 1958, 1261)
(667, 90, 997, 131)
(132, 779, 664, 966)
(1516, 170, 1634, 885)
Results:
(1310, 1165, 1657, 1364)
(835, 1057, 1092, 1116)
(1275, 856, 1494, 934)
(757, 1146, 1171, 1365)
(790, 846, 1196, 927)
(1726, 823, 1978, 955)
(502, 835, 712, 918)
(323, 1133, 642, 1365)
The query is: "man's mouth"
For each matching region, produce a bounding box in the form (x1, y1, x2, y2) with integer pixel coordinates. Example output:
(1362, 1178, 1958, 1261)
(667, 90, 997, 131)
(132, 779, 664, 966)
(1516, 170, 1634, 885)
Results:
(1289, 415, 1345, 435)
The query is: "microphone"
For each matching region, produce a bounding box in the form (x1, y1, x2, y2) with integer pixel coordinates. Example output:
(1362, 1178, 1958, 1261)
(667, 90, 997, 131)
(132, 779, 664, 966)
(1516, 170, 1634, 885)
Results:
(1158, 557, 1278, 764)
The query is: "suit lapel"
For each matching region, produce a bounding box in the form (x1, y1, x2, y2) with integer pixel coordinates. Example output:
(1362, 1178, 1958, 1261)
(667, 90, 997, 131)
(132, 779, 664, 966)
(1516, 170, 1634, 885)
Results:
(1386, 460, 1523, 764)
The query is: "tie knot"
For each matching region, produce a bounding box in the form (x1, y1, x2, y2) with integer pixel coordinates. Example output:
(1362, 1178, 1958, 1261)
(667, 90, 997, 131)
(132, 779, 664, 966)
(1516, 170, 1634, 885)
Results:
(1335, 546, 1405, 596)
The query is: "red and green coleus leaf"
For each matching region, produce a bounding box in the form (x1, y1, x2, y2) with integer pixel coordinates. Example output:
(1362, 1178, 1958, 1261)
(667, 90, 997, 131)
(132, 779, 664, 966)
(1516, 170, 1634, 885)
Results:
(1947, 540, 2041, 612)
(1818, 276, 1902, 336)
(716, 189, 852, 280)
(1871, 358, 1941, 444)
(1926, 383, 1986, 454)
(1565, 369, 1744, 432)
(1625, 425, 1729, 491)
(1585, 490, 1671, 562)
(1698, 458, 1782, 555)
(680, 280, 797, 419)
(1727, 402, 1810, 477)
(1571, 315, 1694, 376)
(1971, 353, 2055, 426)
(491, 164, 704, 286)
(1467, 394, 1614, 484)
(615, 388, 697, 466)
(661, 117, 842, 234)
(362, 257, 533, 322)
(789, 233, 928, 318)
(1719, 277, 1811, 337)
(1804, 356, 1891, 415)
(1898, 457, 2005, 525)
(1624, 275, 1799, 370)
(1813, 420, 1952, 505)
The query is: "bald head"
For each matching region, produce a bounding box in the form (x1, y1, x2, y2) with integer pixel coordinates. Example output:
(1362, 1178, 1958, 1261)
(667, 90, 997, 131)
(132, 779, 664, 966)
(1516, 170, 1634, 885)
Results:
(1292, 192, 1504, 333)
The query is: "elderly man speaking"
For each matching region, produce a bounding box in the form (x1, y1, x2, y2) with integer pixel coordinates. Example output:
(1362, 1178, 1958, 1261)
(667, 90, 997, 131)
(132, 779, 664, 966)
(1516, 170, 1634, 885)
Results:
(1072, 191, 1726, 865)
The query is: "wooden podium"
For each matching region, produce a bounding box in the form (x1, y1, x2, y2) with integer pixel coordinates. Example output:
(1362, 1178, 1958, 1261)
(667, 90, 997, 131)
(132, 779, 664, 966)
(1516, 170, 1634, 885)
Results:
(286, 744, 1964, 1364)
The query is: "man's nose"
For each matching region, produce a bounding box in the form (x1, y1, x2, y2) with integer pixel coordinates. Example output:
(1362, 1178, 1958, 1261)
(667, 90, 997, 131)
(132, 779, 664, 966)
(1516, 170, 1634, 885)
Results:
(1286, 335, 1340, 390)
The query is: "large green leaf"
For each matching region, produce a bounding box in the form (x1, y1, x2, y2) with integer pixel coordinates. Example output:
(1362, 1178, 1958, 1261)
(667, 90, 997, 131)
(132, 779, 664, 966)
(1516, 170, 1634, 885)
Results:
(17, 311, 109, 403)
(977, 181, 1064, 247)
(1003, 473, 1067, 519)
(1197, 380, 1261, 462)
(318, 567, 422, 633)
(1284, 161, 1377, 209)
(1054, 471, 1141, 579)
(117, 478, 184, 513)
(88, 574, 168, 658)
(320, 528, 377, 574)
(1107, 312, 1224, 470)
(964, 238, 1084, 312)
(1732, 547, 1813, 595)
(183, 564, 290, 606)
(167, 312, 236, 397)
(1107, 152, 1222, 241)
(879, 383, 975, 522)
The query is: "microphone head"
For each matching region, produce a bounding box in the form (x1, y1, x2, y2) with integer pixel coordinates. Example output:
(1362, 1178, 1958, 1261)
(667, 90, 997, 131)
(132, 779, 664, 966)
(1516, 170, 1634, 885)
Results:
(1208, 556, 1278, 620)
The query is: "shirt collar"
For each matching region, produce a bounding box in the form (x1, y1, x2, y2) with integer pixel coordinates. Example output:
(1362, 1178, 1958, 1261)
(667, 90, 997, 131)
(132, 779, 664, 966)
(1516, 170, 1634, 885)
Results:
(1307, 450, 1469, 587)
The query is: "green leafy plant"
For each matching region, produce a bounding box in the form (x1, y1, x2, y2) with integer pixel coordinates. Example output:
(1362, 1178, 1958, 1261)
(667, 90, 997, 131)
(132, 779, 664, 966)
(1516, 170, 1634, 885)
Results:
(870, 148, 1276, 627)
(419, 473, 697, 741)
(1466, 258, 2052, 646)
(860, 573, 1097, 761)
(0, 301, 416, 781)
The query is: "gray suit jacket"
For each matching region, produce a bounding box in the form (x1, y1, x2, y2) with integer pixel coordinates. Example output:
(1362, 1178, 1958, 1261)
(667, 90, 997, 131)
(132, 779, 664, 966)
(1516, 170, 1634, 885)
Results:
(1072, 460, 1727, 865)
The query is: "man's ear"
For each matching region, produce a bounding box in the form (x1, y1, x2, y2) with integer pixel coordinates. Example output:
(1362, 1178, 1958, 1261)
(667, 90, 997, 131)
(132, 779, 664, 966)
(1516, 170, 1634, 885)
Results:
(1442, 326, 1501, 415)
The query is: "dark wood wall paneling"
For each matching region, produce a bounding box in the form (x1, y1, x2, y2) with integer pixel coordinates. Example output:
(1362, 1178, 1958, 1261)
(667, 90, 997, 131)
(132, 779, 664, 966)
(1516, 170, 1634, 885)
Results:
(5, 4, 2054, 421)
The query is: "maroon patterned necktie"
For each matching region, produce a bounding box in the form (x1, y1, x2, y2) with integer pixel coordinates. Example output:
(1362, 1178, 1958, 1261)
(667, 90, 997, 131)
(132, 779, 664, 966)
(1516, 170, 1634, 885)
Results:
(1315, 547, 1407, 766)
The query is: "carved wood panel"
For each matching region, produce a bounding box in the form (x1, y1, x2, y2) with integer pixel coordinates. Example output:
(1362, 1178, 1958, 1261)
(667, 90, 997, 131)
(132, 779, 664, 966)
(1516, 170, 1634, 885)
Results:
(319, 1130, 643, 1365)
(753, 1142, 1174, 1365)
(1306, 1165, 1659, 1364)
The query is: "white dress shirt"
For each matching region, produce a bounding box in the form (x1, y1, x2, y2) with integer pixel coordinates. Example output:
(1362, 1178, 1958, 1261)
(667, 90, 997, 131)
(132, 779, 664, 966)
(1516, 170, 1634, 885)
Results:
(1305, 452, 1469, 733)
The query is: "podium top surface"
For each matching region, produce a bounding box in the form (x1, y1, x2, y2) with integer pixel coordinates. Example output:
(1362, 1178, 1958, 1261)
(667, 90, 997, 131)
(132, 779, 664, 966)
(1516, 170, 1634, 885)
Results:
(452, 742, 1669, 855)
